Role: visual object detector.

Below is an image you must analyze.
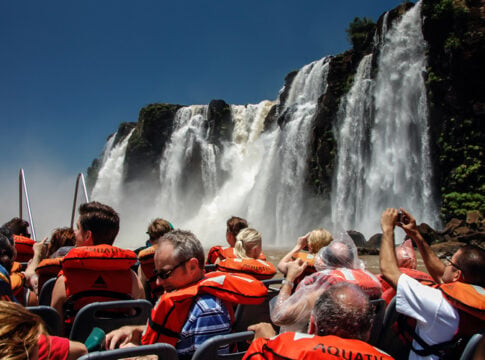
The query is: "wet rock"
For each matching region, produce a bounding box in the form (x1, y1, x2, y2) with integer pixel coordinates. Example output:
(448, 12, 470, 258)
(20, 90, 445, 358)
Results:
(347, 230, 366, 247)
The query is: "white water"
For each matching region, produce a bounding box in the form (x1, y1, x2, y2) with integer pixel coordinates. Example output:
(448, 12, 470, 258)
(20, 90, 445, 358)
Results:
(91, 3, 440, 248)
(91, 129, 134, 209)
(331, 1, 439, 238)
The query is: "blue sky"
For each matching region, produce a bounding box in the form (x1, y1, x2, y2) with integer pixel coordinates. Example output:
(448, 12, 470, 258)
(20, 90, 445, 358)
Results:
(0, 1, 403, 234)
(1, 1, 403, 175)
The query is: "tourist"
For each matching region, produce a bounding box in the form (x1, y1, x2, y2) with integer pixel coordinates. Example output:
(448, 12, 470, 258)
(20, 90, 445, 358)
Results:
(244, 282, 393, 360)
(137, 218, 173, 302)
(105, 229, 267, 360)
(380, 208, 485, 359)
(50, 201, 145, 334)
(216, 228, 276, 280)
(271, 234, 381, 332)
(277, 228, 333, 284)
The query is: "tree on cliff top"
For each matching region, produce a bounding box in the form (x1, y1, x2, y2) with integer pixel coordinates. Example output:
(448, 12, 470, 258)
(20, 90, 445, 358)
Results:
(346, 17, 376, 53)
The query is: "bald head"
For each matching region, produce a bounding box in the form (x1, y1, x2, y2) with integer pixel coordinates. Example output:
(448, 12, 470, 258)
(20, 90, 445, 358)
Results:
(312, 282, 373, 341)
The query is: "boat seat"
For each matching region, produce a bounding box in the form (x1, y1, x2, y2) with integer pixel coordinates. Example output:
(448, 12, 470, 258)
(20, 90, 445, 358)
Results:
(27, 305, 61, 336)
(77, 343, 178, 360)
(38, 277, 56, 306)
(192, 330, 254, 360)
(69, 299, 152, 342)
(368, 298, 386, 346)
(460, 329, 485, 360)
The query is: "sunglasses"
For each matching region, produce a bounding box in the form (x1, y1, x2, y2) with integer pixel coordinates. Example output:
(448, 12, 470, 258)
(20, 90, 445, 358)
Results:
(154, 259, 188, 280)
(441, 255, 462, 272)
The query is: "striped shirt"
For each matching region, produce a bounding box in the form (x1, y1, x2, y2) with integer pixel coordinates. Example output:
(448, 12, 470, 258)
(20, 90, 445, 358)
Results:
(176, 294, 231, 359)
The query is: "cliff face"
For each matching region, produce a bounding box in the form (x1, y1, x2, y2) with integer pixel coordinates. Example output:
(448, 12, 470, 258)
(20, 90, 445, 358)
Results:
(421, 0, 485, 221)
(88, 0, 484, 222)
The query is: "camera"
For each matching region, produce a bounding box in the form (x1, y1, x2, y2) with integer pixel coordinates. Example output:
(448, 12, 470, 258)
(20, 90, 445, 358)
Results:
(397, 211, 409, 225)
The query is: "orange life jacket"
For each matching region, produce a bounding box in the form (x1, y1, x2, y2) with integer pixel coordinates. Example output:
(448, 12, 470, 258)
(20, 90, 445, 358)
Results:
(216, 258, 276, 280)
(300, 268, 383, 300)
(379, 268, 434, 304)
(10, 261, 23, 273)
(243, 332, 394, 360)
(438, 281, 485, 321)
(138, 245, 164, 302)
(9, 271, 33, 306)
(291, 251, 318, 286)
(141, 271, 268, 346)
(61, 244, 137, 324)
(292, 251, 316, 267)
(35, 258, 63, 291)
(206, 246, 266, 264)
(13, 235, 35, 262)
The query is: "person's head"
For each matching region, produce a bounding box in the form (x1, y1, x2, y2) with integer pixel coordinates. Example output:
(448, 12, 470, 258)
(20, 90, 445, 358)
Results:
(146, 218, 173, 245)
(234, 228, 262, 259)
(75, 201, 120, 246)
(2, 218, 30, 237)
(226, 216, 248, 247)
(307, 228, 333, 254)
(0, 233, 15, 272)
(47, 227, 75, 257)
(442, 245, 485, 286)
(0, 227, 14, 246)
(154, 230, 205, 292)
(395, 239, 417, 269)
(315, 233, 359, 270)
(310, 282, 374, 341)
(0, 300, 46, 360)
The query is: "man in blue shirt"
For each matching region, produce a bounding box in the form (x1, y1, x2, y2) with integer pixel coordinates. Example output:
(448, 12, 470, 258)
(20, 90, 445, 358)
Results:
(105, 230, 231, 359)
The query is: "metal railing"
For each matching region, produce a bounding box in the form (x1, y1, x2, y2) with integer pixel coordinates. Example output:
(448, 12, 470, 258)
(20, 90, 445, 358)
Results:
(70, 173, 90, 229)
(19, 168, 36, 241)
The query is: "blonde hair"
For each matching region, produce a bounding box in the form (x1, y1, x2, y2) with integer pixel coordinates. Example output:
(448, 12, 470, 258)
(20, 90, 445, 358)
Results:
(308, 228, 333, 254)
(234, 228, 262, 259)
(0, 301, 47, 360)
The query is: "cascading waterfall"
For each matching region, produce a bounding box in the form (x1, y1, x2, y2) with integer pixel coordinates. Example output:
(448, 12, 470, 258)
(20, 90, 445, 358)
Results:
(332, 1, 439, 238)
(91, 129, 134, 209)
(332, 54, 374, 232)
(247, 58, 331, 243)
(91, 3, 441, 247)
(157, 105, 213, 221)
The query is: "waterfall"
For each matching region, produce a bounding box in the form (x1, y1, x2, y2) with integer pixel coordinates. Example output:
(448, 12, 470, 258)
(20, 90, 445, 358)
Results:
(332, 54, 374, 232)
(157, 105, 213, 221)
(90, 3, 441, 248)
(91, 129, 134, 208)
(332, 1, 439, 237)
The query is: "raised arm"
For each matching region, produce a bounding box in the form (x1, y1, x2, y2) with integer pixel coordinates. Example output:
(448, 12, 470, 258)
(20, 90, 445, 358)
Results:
(399, 208, 446, 283)
(277, 233, 309, 275)
(379, 208, 402, 289)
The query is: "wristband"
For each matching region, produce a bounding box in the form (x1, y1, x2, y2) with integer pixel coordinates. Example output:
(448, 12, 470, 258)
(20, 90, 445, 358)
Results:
(282, 279, 294, 288)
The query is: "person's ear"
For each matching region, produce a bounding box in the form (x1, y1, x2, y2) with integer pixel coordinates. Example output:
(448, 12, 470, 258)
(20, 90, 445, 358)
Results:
(454, 269, 463, 282)
(84, 230, 93, 245)
(308, 315, 317, 335)
(188, 257, 199, 272)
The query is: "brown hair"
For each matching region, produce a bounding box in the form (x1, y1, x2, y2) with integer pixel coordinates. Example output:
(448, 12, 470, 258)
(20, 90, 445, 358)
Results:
(47, 227, 75, 257)
(226, 216, 248, 238)
(78, 201, 119, 245)
(147, 218, 172, 244)
(0, 301, 47, 360)
(2, 218, 30, 237)
(455, 245, 485, 287)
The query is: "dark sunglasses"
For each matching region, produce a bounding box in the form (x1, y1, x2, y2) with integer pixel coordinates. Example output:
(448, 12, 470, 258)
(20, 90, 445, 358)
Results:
(441, 255, 462, 272)
(154, 259, 188, 280)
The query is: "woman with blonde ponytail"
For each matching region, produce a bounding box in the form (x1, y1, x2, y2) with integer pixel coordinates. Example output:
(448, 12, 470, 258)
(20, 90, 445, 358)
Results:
(217, 228, 276, 280)
(234, 228, 263, 259)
